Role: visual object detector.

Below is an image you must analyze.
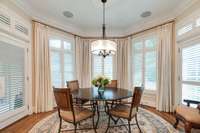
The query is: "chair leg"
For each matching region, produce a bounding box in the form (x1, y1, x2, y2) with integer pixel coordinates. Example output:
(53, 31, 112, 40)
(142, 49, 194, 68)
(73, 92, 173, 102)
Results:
(173, 117, 179, 128)
(74, 123, 77, 133)
(96, 102, 100, 128)
(92, 115, 97, 133)
(128, 120, 131, 133)
(105, 115, 111, 133)
(58, 117, 62, 133)
(135, 114, 142, 133)
(184, 122, 192, 133)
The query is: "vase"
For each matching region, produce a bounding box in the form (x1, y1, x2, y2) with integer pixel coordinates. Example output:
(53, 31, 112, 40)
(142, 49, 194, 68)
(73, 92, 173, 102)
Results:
(97, 86, 105, 98)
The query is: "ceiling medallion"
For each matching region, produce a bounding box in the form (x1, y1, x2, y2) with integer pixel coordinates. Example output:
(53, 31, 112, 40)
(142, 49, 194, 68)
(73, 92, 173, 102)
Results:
(91, 0, 117, 58)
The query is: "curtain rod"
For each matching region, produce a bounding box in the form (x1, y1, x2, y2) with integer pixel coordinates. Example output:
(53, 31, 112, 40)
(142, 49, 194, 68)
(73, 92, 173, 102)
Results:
(32, 19, 175, 39)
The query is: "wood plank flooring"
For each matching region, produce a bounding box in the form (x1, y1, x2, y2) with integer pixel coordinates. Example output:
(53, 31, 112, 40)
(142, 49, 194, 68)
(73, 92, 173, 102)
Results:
(0, 106, 183, 133)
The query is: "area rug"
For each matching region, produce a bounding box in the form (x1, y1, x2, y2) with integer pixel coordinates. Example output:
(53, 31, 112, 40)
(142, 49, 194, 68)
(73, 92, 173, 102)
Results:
(29, 108, 179, 133)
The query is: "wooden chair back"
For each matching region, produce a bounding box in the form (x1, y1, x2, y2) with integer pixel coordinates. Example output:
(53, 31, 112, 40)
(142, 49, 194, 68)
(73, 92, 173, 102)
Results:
(129, 86, 144, 118)
(53, 87, 73, 111)
(106, 80, 117, 88)
(67, 80, 79, 92)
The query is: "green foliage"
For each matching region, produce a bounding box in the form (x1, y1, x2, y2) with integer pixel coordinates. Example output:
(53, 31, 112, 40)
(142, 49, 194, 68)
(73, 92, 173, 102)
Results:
(91, 75, 110, 87)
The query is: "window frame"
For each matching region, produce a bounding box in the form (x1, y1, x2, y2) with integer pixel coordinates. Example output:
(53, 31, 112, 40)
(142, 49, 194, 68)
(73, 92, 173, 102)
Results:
(132, 33, 158, 93)
(49, 35, 75, 87)
(177, 37, 200, 104)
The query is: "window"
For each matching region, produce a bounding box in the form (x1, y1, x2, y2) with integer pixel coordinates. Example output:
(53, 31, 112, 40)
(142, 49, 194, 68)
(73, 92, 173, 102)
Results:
(181, 43, 200, 103)
(92, 55, 113, 79)
(132, 37, 157, 90)
(0, 40, 25, 115)
(177, 24, 193, 36)
(49, 38, 74, 87)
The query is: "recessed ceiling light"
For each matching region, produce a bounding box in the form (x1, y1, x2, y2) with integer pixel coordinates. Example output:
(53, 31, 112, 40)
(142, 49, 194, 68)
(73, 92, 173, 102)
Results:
(141, 11, 152, 18)
(63, 11, 74, 18)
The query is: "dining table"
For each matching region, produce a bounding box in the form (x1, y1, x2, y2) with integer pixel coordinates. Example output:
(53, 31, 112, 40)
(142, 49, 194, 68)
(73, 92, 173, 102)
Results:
(72, 87, 133, 128)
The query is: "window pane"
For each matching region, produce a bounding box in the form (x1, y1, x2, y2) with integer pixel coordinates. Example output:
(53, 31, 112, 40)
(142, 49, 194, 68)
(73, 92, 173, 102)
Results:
(133, 53, 142, 86)
(133, 42, 143, 51)
(64, 41, 71, 50)
(64, 72, 74, 83)
(182, 84, 200, 102)
(0, 41, 25, 114)
(49, 39, 61, 49)
(145, 51, 156, 90)
(64, 53, 73, 81)
(50, 51, 62, 87)
(93, 55, 103, 78)
(104, 56, 113, 79)
(182, 44, 200, 82)
(145, 38, 156, 49)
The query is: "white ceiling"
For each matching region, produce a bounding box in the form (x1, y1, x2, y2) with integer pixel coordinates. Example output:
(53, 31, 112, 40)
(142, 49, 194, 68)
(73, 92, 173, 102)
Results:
(12, 0, 193, 37)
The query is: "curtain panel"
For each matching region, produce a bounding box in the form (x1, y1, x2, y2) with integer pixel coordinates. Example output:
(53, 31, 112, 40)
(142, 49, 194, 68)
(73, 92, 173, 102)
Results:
(32, 22, 53, 113)
(156, 23, 174, 112)
(115, 38, 132, 90)
(75, 36, 92, 88)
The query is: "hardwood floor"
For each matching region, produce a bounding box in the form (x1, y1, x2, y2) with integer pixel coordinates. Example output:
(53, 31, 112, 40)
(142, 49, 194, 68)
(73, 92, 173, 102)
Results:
(0, 106, 183, 133)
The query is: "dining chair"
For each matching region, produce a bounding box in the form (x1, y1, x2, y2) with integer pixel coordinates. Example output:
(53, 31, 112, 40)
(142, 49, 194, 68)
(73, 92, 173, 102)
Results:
(53, 87, 96, 133)
(67, 80, 89, 105)
(105, 86, 144, 133)
(105, 80, 117, 88)
(105, 80, 118, 110)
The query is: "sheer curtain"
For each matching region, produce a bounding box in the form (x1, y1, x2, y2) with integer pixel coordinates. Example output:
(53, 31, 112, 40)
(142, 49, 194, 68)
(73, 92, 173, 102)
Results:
(156, 23, 174, 112)
(32, 22, 53, 113)
(75, 36, 92, 88)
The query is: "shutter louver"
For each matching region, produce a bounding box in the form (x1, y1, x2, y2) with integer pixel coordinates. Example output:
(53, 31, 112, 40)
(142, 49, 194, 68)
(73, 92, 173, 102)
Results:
(0, 41, 25, 114)
(104, 56, 113, 79)
(182, 44, 200, 102)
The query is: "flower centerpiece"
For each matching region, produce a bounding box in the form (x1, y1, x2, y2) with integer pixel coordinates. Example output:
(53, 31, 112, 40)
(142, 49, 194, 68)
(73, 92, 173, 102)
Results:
(92, 75, 110, 91)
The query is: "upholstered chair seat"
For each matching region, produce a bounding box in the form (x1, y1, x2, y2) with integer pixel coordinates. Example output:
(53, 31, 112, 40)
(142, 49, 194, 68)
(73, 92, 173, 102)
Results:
(109, 104, 137, 119)
(176, 105, 200, 124)
(60, 107, 93, 123)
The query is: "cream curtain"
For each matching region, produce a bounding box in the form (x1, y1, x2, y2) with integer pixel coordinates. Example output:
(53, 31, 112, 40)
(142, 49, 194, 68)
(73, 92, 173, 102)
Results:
(32, 22, 53, 113)
(75, 36, 92, 88)
(156, 23, 174, 112)
(115, 38, 132, 89)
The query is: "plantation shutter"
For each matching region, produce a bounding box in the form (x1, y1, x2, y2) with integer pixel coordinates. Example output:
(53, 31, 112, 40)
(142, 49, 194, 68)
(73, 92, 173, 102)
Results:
(92, 55, 113, 79)
(182, 43, 200, 102)
(0, 41, 25, 114)
(93, 55, 103, 78)
(49, 38, 75, 87)
(104, 56, 113, 79)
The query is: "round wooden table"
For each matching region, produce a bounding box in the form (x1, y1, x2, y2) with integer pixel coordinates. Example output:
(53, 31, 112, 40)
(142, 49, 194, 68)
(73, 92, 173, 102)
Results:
(72, 87, 133, 128)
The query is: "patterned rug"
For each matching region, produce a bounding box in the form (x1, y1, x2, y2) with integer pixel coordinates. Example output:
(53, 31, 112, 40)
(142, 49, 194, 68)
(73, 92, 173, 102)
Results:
(29, 108, 182, 133)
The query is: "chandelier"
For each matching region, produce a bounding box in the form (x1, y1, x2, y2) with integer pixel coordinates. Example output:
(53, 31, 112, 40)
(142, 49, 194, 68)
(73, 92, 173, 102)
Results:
(91, 0, 117, 58)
